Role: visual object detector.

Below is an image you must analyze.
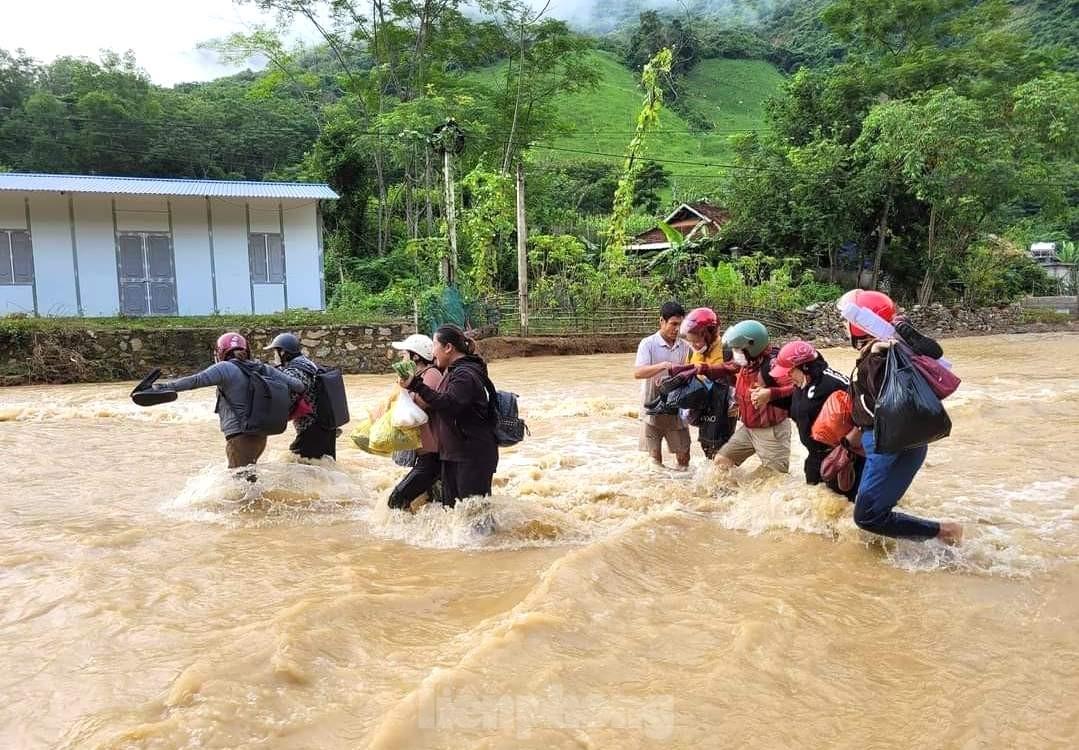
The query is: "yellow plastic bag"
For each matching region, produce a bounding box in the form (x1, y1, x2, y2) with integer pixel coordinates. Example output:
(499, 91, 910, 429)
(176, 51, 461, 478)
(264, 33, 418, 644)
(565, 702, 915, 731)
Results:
(350, 417, 392, 456)
(369, 410, 422, 453)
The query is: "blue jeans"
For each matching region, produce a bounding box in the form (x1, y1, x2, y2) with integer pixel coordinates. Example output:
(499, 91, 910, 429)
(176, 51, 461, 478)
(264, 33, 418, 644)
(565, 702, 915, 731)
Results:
(854, 429, 940, 540)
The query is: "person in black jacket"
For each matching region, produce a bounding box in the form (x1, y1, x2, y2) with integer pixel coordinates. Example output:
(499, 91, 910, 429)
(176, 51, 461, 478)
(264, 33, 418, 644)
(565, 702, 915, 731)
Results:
(398, 325, 499, 506)
(771, 340, 864, 501)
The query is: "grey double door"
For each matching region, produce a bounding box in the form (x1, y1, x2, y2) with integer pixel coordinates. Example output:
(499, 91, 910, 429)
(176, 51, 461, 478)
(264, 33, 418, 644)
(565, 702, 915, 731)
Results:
(118, 232, 177, 316)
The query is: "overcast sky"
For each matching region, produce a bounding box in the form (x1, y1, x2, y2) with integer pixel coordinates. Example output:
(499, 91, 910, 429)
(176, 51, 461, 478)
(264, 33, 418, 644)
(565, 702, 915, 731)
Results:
(0, 1, 613, 87)
(0, 0, 318, 86)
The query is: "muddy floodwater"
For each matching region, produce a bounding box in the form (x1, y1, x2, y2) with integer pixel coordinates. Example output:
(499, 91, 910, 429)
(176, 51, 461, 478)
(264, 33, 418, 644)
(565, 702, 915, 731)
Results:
(1, 333, 1078, 749)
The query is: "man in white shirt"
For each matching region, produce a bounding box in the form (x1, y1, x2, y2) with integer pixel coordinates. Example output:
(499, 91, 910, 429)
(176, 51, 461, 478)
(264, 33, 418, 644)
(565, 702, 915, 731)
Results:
(634, 302, 691, 468)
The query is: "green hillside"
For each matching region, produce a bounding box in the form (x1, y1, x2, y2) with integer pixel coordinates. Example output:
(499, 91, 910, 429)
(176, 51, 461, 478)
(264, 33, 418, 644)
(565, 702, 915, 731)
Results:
(476, 51, 785, 181)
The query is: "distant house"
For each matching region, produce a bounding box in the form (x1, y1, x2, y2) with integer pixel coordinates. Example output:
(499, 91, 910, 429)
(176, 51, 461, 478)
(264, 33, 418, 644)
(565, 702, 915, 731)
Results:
(628, 202, 730, 252)
(0, 172, 337, 317)
(1029, 241, 1075, 287)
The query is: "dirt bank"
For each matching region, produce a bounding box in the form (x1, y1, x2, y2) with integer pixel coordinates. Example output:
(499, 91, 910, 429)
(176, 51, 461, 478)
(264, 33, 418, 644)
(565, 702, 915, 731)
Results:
(479, 319, 1079, 361)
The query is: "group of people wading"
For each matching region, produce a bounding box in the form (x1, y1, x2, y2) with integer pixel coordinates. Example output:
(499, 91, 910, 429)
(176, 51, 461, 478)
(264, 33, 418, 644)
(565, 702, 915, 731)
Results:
(151, 289, 961, 545)
(635, 293, 963, 545)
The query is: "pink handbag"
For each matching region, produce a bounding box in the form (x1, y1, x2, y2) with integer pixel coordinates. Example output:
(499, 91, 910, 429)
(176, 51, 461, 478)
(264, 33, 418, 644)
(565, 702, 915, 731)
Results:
(821, 444, 856, 492)
(910, 351, 961, 399)
(289, 395, 313, 421)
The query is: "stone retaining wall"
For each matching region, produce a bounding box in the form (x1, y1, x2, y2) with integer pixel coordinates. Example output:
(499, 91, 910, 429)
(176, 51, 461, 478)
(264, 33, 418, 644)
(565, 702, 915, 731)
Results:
(0, 323, 415, 386)
(2, 302, 1075, 386)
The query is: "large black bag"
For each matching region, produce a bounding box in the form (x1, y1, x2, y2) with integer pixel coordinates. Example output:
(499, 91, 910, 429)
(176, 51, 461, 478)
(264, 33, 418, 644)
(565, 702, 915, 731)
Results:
(644, 372, 708, 415)
(219, 360, 291, 436)
(666, 376, 710, 411)
(873, 344, 952, 453)
(314, 367, 350, 428)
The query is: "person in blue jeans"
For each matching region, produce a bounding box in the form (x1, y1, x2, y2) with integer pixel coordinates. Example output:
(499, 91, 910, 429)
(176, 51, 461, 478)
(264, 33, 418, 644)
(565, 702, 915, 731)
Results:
(843, 289, 963, 544)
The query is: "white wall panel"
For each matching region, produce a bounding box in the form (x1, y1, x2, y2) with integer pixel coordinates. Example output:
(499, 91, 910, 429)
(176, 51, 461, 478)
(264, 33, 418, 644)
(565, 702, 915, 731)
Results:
(115, 197, 170, 232)
(253, 283, 285, 314)
(170, 198, 215, 315)
(282, 200, 322, 310)
(208, 199, 251, 313)
(72, 195, 120, 317)
(0, 286, 35, 314)
(28, 194, 78, 316)
(0, 194, 27, 229)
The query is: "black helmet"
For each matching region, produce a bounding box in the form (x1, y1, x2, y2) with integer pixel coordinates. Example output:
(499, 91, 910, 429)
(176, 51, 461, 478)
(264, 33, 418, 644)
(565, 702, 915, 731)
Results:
(264, 332, 301, 356)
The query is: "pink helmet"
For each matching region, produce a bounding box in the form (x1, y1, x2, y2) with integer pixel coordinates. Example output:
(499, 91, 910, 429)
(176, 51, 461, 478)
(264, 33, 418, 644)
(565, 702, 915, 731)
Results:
(679, 307, 719, 337)
(215, 332, 248, 361)
(770, 340, 818, 379)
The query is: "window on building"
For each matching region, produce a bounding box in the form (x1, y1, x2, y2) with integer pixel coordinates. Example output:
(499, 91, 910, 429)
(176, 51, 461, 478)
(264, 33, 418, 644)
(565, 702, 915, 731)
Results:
(248, 233, 285, 284)
(0, 229, 34, 286)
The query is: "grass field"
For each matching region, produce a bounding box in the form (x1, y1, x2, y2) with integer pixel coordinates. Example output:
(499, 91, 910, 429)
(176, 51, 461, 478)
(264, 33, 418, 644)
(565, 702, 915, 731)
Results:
(501, 51, 786, 196)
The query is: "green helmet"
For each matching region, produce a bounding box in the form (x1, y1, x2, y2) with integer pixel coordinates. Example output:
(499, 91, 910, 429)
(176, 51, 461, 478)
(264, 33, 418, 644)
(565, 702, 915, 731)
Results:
(722, 320, 770, 358)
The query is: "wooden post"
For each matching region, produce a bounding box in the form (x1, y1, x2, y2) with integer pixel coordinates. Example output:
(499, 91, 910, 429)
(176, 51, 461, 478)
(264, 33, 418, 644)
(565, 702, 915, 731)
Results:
(442, 148, 458, 286)
(516, 160, 529, 337)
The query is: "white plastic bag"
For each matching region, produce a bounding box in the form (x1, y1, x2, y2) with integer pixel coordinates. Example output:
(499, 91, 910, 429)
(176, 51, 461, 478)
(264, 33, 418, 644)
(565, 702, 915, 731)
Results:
(390, 389, 428, 428)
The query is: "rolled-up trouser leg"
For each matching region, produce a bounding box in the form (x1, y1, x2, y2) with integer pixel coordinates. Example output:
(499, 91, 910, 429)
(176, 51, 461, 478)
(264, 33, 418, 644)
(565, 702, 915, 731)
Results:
(226, 433, 268, 469)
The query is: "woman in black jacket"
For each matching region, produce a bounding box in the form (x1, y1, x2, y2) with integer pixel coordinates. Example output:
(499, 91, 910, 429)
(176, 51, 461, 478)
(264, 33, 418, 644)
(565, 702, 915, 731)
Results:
(399, 325, 499, 506)
(771, 340, 864, 501)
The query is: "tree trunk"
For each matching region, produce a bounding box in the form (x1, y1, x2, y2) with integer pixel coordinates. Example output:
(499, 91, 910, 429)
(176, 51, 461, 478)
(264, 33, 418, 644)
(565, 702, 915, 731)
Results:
(424, 146, 434, 237)
(516, 160, 529, 336)
(870, 188, 892, 289)
(443, 149, 458, 285)
(918, 204, 937, 306)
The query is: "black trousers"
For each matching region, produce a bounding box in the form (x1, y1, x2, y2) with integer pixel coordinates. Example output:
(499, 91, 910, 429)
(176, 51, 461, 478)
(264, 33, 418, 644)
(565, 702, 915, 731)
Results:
(290, 424, 338, 460)
(388, 452, 442, 509)
(441, 459, 495, 508)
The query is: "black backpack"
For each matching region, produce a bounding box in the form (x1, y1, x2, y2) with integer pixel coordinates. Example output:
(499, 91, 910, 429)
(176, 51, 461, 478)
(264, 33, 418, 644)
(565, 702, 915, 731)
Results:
(313, 367, 350, 428)
(481, 375, 529, 447)
(698, 379, 735, 451)
(219, 360, 291, 436)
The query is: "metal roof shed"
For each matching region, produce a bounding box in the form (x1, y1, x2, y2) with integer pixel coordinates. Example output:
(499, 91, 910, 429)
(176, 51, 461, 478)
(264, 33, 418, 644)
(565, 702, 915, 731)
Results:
(0, 172, 337, 317)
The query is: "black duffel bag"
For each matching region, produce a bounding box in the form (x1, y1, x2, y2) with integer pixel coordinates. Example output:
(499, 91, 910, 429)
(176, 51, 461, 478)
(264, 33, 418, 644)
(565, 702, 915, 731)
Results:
(873, 344, 952, 454)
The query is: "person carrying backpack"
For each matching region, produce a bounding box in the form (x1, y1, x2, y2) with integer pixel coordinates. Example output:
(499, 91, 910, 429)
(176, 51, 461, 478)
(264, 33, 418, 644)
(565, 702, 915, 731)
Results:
(264, 332, 339, 461)
(156, 332, 306, 469)
(398, 325, 498, 507)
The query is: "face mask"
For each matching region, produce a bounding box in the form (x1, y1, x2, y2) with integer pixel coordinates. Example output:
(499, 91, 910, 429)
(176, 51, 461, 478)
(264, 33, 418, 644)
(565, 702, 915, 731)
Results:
(691, 342, 707, 354)
(732, 350, 748, 367)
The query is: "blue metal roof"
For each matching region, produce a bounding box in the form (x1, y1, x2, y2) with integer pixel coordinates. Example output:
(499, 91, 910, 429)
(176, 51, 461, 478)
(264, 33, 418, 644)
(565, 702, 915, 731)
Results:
(0, 172, 338, 199)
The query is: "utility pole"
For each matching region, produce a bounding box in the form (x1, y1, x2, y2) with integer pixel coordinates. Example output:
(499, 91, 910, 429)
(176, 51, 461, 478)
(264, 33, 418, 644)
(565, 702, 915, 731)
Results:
(516, 160, 529, 336)
(432, 119, 463, 287)
(443, 148, 458, 286)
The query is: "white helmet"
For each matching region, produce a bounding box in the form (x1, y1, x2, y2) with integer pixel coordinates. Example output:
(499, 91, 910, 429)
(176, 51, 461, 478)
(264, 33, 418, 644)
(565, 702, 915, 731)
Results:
(391, 333, 435, 362)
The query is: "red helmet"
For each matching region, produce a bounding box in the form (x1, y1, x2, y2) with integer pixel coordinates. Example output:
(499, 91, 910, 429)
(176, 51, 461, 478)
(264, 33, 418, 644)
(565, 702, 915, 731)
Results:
(839, 289, 896, 338)
(771, 340, 818, 380)
(679, 307, 719, 337)
(215, 332, 248, 361)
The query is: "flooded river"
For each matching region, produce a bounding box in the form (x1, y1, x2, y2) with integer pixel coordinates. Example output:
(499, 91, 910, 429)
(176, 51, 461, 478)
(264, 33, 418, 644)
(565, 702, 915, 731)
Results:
(1, 333, 1078, 748)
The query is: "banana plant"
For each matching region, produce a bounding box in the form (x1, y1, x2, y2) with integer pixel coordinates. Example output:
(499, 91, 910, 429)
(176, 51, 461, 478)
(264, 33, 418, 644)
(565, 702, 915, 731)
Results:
(645, 220, 706, 287)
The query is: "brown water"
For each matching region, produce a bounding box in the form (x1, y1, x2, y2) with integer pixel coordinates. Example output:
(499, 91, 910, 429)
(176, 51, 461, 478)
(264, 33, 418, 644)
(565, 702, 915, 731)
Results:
(2, 333, 1078, 749)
